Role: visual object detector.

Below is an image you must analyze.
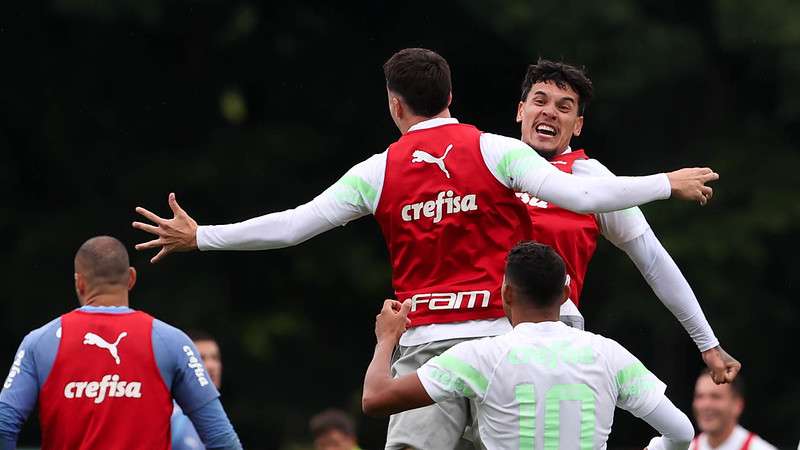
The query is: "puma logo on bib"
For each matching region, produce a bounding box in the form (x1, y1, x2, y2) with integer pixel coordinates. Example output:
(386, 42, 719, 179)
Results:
(411, 144, 453, 178)
(83, 332, 127, 365)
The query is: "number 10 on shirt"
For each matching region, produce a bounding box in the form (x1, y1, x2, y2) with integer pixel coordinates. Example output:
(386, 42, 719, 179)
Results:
(515, 383, 596, 450)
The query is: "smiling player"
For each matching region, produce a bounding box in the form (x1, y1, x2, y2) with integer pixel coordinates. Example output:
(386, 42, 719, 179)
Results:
(514, 59, 739, 384)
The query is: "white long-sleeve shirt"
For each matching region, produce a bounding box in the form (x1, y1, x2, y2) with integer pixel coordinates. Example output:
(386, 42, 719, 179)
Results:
(198, 117, 677, 346)
(564, 152, 719, 351)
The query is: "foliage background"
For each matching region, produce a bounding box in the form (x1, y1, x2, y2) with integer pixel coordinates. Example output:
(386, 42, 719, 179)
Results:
(1, 0, 798, 448)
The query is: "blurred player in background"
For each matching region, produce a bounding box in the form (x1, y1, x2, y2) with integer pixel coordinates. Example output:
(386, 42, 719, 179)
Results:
(362, 241, 694, 450)
(133, 48, 718, 449)
(0, 236, 242, 450)
(692, 370, 776, 450)
(172, 330, 224, 450)
(514, 59, 740, 384)
(309, 409, 362, 450)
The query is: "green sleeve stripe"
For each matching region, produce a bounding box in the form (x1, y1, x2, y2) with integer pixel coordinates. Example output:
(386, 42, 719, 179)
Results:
(333, 175, 377, 207)
(616, 362, 651, 387)
(496, 147, 548, 181)
(432, 354, 489, 395)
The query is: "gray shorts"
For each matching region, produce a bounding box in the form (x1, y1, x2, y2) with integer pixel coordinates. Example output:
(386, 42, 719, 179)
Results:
(385, 338, 480, 450)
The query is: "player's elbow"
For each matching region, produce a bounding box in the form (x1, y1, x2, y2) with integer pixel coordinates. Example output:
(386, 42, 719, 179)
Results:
(361, 393, 383, 417)
(362, 391, 394, 417)
(672, 413, 695, 447)
(657, 411, 694, 449)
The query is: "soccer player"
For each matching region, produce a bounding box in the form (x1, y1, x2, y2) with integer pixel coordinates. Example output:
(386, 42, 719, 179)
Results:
(362, 241, 694, 450)
(0, 236, 242, 450)
(514, 59, 740, 384)
(691, 370, 777, 450)
(133, 48, 717, 449)
(309, 409, 363, 450)
(172, 330, 225, 450)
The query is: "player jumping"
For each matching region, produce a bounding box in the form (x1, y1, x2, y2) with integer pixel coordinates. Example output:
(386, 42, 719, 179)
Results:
(132, 48, 717, 449)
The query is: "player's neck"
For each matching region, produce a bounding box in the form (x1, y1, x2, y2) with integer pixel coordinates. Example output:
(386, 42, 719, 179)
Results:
(401, 109, 451, 134)
(707, 422, 737, 448)
(510, 307, 560, 326)
(82, 292, 130, 308)
(532, 144, 570, 161)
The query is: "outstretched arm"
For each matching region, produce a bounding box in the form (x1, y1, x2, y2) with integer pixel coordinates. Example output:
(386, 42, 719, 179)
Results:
(133, 153, 385, 263)
(362, 300, 434, 417)
(481, 134, 718, 213)
(617, 230, 741, 383)
(577, 157, 741, 384)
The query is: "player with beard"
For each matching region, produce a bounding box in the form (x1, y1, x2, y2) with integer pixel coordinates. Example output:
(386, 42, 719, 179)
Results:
(514, 59, 739, 384)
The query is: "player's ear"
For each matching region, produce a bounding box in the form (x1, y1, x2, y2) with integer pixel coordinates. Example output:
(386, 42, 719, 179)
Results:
(732, 396, 745, 419)
(127, 267, 137, 291)
(501, 276, 513, 307)
(559, 275, 571, 305)
(516, 101, 524, 123)
(74, 272, 86, 297)
(447, 91, 452, 108)
(573, 115, 584, 137)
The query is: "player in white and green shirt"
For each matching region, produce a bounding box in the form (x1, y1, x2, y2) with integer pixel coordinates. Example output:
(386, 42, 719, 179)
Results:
(363, 241, 694, 450)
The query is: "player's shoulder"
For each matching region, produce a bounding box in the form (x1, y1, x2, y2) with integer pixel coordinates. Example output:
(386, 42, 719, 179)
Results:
(22, 316, 62, 350)
(479, 132, 531, 151)
(151, 319, 194, 348)
(751, 434, 778, 450)
(571, 328, 631, 363)
(571, 154, 615, 177)
(445, 334, 509, 366)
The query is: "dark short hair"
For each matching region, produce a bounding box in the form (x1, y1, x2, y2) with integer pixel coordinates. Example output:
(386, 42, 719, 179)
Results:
(74, 236, 130, 286)
(309, 409, 356, 439)
(520, 59, 593, 115)
(505, 241, 566, 308)
(383, 48, 451, 117)
(699, 368, 745, 399)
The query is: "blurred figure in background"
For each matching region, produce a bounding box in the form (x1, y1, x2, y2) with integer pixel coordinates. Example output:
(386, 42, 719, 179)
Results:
(172, 330, 224, 450)
(692, 370, 776, 450)
(310, 409, 362, 450)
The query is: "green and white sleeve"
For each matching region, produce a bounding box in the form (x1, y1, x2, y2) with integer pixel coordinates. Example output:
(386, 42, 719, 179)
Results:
(602, 337, 667, 418)
(417, 341, 491, 403)
(480, 133, 671, 213)
(197, 152, 386, 251)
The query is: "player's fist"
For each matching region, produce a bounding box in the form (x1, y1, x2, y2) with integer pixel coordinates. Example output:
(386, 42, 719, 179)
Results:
(702, 346, 742, 384)
(666, 167, 719, 205)
(374, 299, 412, 345)
(132, 193, 199, 263)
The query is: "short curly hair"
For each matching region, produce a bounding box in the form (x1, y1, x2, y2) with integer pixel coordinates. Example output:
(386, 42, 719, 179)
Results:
(520, 59, 593, 115)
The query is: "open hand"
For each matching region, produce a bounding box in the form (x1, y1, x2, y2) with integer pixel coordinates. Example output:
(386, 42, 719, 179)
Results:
(375, 299, 412, 345)
(702, 345, 741, 384)
(666, 168, 719, 205)
(132, 193, 198, 263)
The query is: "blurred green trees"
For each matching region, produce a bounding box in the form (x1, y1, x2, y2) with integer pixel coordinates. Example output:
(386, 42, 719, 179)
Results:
(0, 0, 797, 448)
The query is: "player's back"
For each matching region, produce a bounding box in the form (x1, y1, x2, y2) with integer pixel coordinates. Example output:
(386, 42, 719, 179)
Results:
(39, 309, 173, 450)
(376, 122, 532, 327)
(424, 321, 666, 449)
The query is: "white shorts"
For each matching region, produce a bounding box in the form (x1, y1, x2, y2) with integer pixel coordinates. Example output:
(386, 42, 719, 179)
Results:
(385, 338, 479, 450)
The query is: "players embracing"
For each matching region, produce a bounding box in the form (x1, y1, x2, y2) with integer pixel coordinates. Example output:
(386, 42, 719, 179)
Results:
(133, 48, 724, 449)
